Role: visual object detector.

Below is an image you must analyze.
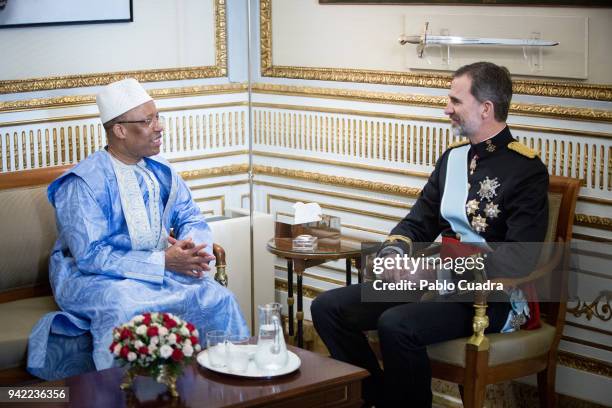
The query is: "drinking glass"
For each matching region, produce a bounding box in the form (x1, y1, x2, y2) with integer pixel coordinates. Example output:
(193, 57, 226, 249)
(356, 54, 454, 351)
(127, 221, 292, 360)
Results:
(225, 335, 251, 373)
(206, 330, 227, 367)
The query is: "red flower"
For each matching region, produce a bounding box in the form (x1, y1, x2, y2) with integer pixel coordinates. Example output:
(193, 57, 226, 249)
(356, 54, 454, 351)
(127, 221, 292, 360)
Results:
(147, 326, 158, 337)
(120, 346, 130, 359)
(142, 313, 151, 325)
(175, 334, 182, 344)
(138, 346, 148, 355)
(186, 323, 195, 332)
(163, 319, 177, 329)
(109, 342, 117, 353)
(120, 328, 132, 340)
(171, 348, 184, 362)
(190, 336, 199, 345)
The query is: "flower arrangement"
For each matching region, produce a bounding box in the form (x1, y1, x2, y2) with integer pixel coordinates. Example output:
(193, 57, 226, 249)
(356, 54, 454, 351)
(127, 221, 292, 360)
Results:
(110, 312, 202, 397)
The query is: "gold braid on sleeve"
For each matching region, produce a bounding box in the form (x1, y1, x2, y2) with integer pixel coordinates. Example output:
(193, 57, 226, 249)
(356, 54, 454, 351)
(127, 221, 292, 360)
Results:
(384, 235, 414, 256)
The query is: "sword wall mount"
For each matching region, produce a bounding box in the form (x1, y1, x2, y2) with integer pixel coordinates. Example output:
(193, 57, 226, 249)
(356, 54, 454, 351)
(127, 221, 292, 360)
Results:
(399, 22, 559, 72)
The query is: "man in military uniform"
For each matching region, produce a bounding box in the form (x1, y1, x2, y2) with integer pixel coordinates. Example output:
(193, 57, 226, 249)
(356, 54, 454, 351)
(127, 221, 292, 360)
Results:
(311, 62, 548, 407)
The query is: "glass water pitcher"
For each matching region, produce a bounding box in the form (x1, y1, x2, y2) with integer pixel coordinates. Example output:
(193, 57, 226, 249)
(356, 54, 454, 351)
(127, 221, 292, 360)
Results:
(254, 303, 288, 371)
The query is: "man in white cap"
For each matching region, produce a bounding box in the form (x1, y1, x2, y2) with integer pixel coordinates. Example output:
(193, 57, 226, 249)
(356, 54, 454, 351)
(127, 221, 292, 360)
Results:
(27, 78, 248, 380)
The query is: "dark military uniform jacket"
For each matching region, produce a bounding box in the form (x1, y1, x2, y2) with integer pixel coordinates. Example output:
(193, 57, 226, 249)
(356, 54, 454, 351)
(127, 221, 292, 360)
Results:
(389, 126, 549, 279)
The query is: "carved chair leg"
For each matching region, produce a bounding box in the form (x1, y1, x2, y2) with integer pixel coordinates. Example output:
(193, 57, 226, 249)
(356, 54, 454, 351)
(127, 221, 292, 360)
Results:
(464, 342, 489, 408)
(537, 363, 558, 408)
(463, 380, 487, 408)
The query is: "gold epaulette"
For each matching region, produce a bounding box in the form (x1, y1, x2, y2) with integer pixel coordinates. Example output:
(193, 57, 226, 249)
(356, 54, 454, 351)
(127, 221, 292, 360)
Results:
(447, 139, 470, 149)
(507, 141, 538, 159)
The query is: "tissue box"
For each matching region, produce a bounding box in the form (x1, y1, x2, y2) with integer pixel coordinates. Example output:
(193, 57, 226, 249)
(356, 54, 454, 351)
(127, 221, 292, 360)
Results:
(295, 214, 341, 247)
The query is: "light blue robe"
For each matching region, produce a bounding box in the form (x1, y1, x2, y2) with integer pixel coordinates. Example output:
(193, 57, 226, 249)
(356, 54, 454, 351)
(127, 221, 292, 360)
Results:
(27, 150, 248, 380)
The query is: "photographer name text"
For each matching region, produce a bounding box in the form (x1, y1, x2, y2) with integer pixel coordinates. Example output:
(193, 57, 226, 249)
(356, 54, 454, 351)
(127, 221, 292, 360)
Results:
(373, 279, 503, 291)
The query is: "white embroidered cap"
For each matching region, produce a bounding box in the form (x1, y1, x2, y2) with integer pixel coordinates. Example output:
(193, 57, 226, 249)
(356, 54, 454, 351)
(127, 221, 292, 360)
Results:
(96, 78, 153, 124)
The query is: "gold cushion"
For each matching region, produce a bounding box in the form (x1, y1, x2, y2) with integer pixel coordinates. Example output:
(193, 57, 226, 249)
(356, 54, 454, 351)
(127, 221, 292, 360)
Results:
(427, 322, 556, 367)
(0, 186, 56, 292)
(0, 296, 59, 369)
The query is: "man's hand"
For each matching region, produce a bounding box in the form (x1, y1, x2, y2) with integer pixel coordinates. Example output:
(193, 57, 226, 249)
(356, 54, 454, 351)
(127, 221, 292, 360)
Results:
(165, 237, 215, 278)
(378, 253, 437, 284)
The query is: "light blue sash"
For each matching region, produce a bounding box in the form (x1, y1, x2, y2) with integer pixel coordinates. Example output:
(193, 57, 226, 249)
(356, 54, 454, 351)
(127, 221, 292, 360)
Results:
(440, 145, 491, 250)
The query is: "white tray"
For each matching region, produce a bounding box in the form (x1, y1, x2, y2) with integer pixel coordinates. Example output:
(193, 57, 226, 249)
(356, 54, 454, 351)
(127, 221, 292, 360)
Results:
(197, 345, 301, 379)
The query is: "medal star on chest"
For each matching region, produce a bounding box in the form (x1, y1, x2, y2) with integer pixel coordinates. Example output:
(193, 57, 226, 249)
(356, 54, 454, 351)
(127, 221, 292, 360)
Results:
(465, 199, 480, 216)
(477, 177, 500, 202)
(471, 214, 488, 233)
(484, 202, 501, 219)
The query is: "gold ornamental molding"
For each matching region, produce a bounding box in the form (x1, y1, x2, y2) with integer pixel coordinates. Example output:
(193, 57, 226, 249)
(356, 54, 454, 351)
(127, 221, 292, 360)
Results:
(179, 163, 249, 181)
(252, 84, 612, 123)
(558, 351, 612, 379)
(575, 214, 612, 231)
(259, 0, 612, 103)
(254, 180, 411, 210)
(253, 164, 422, 198)
(275, 278, 322, 301)
(253, 151, 431, 178)
(0, 0, 227, 95)
(0, 83, 247, 113)
(567, 291, 612, 322)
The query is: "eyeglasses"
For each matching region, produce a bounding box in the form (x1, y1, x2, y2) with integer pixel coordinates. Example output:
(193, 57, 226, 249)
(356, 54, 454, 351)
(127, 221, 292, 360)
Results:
(116, 114, 165, 129)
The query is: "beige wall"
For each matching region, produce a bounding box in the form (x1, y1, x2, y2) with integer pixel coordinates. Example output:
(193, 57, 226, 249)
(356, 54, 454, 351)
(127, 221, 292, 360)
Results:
(272, 0, 612, 83)
(0, 0, 215, 80)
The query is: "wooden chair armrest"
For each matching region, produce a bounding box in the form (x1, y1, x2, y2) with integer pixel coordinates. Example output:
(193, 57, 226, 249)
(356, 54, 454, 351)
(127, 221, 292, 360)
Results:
(490, 237, 564, 290)
(212, 243, 228, 287)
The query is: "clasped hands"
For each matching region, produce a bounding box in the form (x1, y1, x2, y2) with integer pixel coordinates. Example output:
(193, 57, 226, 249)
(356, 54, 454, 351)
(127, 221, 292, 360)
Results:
(165, 236, 215, 278)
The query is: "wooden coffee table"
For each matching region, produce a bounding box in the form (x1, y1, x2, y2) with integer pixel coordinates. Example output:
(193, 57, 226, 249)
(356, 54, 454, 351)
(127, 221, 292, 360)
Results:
(33, 346, 368, 407)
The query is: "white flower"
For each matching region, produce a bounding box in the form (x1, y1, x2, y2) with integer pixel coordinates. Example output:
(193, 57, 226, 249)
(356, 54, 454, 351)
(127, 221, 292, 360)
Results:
(192, 329, 199, 337)
(113, 344, 121, 356)
(179, 326, 190, 336)
(194, 344, 201, 352)
(135, 325, 147, 336)
(148, 344, 158, 354)
(131, 315, 144, 324)
(183, 344, 194, 357)
(158, 326, 169, 337)
(150, 336, 159, 345)
(168, 333, 177, 345)
(134, 340, 144, 349)
(184, 338, 192, 347)
(159, 345, 173, 359)
(127, 352, 137, 362)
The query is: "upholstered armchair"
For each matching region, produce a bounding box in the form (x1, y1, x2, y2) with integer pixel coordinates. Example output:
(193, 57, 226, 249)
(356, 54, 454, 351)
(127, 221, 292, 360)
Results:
(0, 165, 229, 384)
(426, 175, 580, 408)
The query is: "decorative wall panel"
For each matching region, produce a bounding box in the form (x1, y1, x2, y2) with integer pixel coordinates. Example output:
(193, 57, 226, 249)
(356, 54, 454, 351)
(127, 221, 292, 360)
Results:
(0, 104, 248, 172)
(252, 103, 612, 199)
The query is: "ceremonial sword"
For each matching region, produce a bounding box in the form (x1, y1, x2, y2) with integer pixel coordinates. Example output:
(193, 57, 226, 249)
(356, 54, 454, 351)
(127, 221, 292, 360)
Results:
(399, 22, 559, 58)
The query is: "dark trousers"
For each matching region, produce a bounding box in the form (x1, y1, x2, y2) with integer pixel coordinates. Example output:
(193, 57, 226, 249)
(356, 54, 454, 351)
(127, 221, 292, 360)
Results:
(311, 283, 510, 408)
